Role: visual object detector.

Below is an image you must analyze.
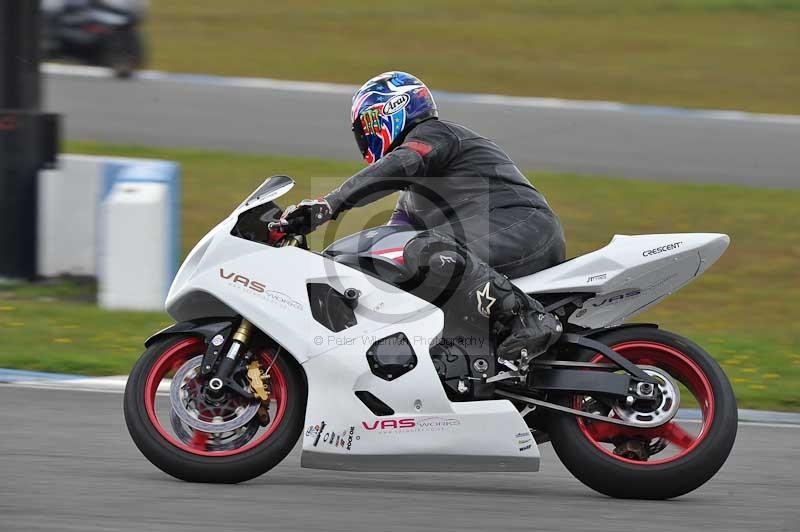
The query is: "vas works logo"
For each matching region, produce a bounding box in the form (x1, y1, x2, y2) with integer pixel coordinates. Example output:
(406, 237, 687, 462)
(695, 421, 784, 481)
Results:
(219, 268, 266, 293)
(362, 419, 416, 430)
(361, 416, 461, 434)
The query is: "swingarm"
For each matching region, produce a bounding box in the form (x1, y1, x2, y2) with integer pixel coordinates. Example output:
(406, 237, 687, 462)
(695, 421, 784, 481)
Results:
(495, 332, 670, 428)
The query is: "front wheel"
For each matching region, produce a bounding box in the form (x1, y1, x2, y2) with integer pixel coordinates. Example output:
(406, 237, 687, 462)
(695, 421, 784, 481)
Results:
(547, 327, 737, 499)
(124, 335, 306, 483)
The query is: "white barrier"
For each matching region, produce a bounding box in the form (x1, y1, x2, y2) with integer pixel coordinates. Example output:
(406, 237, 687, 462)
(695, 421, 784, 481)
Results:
(37, 154, 180, 311)
(38, 156, 105, 277)
(98, 182, 170, 310)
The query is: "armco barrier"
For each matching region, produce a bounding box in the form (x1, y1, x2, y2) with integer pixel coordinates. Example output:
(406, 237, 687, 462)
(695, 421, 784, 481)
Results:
(37, 154, 180, 310)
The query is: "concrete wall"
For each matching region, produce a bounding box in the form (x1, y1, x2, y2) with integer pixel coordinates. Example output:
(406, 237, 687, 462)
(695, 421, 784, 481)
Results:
(37, 154, 180, 310)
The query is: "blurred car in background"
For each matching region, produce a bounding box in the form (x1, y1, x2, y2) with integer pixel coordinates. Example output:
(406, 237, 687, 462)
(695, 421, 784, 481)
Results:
(41, 0, 147, 78)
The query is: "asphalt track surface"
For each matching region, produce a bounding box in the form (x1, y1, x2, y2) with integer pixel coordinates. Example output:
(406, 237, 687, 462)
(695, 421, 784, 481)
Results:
(44, 70, 800, 189)
(2, 386, 798, 532)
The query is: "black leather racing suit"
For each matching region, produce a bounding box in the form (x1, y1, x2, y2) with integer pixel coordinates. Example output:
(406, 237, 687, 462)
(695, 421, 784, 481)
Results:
(325, 118, 565, 278)
(325, 118, 566, 358)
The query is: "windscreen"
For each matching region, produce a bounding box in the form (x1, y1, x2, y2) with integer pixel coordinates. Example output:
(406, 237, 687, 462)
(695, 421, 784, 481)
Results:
(236, 175, 295, 214)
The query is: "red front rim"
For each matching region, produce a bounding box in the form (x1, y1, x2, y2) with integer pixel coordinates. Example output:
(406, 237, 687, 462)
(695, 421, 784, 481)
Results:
(575, 341, 715, 465)
(143, 338, 288, 457)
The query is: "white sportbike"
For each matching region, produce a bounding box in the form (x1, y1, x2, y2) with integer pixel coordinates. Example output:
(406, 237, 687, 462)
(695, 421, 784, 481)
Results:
(124, 175, 737, 499)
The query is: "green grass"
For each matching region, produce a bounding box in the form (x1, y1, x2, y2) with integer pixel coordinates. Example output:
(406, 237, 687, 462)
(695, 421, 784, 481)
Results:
(143, 0, 800, 113)
(1, 140, 798, 411)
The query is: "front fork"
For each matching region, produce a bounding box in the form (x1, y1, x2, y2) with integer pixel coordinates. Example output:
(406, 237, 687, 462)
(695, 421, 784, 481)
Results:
(208, 319, 256, 397)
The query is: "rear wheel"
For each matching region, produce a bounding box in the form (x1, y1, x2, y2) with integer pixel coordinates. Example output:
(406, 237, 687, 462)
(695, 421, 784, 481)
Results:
(547, 327, 737, 499)
(124, 335, 306, 483)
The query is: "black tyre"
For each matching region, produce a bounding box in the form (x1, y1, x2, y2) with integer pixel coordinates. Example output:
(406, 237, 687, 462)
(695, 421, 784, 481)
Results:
(101, 27, 144, 78)
(547, 326, 737, 499)
(124, 334, 306, 483)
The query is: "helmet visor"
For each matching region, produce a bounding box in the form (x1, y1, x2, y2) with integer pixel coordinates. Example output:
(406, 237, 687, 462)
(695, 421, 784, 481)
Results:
(352, 118, 370, 159)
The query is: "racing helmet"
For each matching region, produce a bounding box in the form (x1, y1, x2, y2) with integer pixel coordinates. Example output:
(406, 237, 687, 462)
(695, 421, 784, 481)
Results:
(351, 71, 438, 164)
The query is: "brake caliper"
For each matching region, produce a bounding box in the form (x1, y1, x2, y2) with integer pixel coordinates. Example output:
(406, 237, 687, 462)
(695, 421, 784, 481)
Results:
(246, 360, 271, 426)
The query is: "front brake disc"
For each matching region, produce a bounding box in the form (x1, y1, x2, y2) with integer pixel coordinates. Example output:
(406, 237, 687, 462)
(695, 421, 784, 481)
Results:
(169, 355, 260, 433)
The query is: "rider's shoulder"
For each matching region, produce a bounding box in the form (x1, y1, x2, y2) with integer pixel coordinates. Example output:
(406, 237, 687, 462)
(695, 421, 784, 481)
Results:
(408, 118, 462, 142)
(417, 119, 484, 144)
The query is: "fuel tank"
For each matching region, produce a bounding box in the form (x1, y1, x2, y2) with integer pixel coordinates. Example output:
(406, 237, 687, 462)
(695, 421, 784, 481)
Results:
(323, 225, 422, 283)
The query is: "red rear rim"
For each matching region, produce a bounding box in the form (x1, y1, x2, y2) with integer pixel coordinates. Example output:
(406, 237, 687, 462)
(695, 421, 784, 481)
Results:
(575, 341, 715, 465)
(143, 338, 288, 457)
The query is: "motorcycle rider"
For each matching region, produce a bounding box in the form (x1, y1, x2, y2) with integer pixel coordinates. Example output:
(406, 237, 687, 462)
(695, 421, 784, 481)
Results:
(276, 71, 565, 360)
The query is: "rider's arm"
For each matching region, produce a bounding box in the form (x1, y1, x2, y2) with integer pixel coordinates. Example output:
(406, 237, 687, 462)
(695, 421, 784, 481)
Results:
(324, 120, 459, 218)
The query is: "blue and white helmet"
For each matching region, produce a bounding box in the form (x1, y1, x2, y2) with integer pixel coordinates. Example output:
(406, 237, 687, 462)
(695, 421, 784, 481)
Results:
(351, 72, 438, 164)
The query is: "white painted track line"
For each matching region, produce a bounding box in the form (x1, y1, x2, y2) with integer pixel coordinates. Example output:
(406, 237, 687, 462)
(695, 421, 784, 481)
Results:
(42, 63, 800, 126)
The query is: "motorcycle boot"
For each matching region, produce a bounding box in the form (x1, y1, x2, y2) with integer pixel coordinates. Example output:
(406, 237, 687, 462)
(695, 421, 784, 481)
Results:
(403, 231, 562, 362)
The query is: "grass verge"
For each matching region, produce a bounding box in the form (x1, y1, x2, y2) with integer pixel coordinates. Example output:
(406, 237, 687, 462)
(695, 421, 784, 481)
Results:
(0, 140, 798, 410)
(144, 0, 800, 113)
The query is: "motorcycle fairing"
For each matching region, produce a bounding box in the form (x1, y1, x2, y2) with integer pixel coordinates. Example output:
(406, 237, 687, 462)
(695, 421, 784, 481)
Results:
(165, 215, 540, 472)
(512, 233, 729, 329)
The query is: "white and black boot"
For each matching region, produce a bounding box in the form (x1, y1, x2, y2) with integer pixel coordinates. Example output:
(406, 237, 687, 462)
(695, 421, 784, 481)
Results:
(403, 231, 562, 360)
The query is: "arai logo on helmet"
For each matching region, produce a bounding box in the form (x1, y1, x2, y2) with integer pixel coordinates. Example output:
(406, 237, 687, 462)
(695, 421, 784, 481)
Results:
(383, 93, 411, 115)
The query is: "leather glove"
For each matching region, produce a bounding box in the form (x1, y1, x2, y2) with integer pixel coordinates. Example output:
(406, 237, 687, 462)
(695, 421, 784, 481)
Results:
(273, 198, 333, 235)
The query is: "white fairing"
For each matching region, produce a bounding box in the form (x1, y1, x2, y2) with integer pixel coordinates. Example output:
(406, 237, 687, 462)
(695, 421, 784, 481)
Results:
(166, 205, 538, 472)
(512, 233, 730, 329)
(166, 178, 727, 472)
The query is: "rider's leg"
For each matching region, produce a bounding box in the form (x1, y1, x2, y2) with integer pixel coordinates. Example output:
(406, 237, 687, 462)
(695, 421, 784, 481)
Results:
(402, 231, 562, 360)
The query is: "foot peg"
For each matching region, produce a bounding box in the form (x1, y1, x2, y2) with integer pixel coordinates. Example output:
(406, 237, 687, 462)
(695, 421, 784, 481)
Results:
(490, 344, 557, 384)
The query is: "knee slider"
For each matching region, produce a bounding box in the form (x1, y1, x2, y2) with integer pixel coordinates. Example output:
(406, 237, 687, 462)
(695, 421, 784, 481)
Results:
(402, 231, 463, 278)
(427, 250, 466, 281)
